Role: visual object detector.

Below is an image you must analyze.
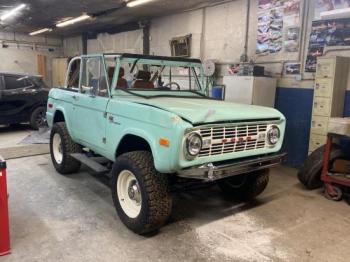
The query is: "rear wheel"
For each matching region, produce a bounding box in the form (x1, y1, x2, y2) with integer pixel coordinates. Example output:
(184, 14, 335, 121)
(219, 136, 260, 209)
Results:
(111, 151, 172, 235)
(50, 122, 82, 174)
(218, 169, 269, 200)
(30, 106, 46, 130)
(298, 144, 344, 190)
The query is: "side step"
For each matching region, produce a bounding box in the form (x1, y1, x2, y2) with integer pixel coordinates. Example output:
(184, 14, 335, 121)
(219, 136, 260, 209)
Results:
(71, 153, 110, 175)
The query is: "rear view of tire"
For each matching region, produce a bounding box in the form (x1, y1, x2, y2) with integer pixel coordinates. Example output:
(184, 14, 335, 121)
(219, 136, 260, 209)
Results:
(218, 169, 270, 201)
(50, 122, 82, 174)
(298, 144, 344, 190)
(30, 106, 46, 130)
(111, 151, 172, 235)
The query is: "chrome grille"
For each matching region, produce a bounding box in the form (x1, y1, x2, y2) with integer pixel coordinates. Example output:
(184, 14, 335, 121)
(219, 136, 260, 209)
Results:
(198, 123, 268, 157)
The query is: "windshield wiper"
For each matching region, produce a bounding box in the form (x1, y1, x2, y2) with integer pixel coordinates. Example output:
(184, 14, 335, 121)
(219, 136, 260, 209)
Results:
(115, 88, 150, 99)
(188, 90, 206, 97)
(115, 88, 213, 100)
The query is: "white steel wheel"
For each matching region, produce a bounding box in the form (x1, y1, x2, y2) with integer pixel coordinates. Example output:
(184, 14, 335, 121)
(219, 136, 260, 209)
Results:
(117, 170, 142, 219)
(52, 133, 63, 164)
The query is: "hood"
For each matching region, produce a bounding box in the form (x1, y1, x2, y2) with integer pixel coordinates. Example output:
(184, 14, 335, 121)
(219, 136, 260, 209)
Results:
(127, 97, 283, 124)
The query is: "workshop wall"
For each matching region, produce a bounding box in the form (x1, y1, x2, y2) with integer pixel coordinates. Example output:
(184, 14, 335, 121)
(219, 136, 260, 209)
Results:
(87, 29, 143, 54)
(150, 9, 203, 58)
(63, 36, 83, 57)
(0, 31, 62, 86)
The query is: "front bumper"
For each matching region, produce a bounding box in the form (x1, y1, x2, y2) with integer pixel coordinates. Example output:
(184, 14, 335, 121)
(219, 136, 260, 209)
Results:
(177, 153, 287, 181)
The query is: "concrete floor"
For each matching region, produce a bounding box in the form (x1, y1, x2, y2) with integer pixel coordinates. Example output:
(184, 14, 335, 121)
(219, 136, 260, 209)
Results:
(0, 125, 49, 159)
(0, 125, 31, 149)
(1, 128, 350, 262)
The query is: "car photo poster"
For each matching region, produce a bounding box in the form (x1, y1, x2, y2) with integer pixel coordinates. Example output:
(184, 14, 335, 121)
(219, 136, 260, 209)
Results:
(257, 0, 301, 55)
(305, 18, 350, 72)
(305, 0, 350, 72)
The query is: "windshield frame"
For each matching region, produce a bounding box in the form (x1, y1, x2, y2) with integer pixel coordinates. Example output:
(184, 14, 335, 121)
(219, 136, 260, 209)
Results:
(104, 54, 206, 97)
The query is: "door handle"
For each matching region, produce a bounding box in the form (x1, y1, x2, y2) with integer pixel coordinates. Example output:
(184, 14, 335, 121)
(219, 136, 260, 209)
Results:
(72, 95, 79, 100)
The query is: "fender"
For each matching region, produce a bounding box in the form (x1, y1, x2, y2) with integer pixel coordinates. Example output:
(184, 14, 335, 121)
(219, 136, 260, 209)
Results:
(111, 127, 173, 173)
(50, 106, 77, 141)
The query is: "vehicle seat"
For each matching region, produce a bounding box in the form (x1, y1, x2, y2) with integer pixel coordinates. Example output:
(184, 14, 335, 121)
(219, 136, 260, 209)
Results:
(117, 67, 128, 89)
(132, 70, 154, 89)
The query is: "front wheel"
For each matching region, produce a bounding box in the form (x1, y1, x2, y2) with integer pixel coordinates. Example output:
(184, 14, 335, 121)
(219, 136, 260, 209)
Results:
(50, 122, 82, 174)
(111, 151, 172, 235)
(218, 169, 269, 200)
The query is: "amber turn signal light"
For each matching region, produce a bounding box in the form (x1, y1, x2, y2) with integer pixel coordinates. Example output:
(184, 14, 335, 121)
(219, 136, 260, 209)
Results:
(159, 138, 170, 147)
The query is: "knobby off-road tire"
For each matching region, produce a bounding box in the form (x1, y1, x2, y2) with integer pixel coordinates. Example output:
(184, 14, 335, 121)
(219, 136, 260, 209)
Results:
(50, 122, 82, 174)
(298, 144, 344, 190)
(111, 151, 172, 235)
(218, 169, 270, 200)
(30, 106, 46, 130)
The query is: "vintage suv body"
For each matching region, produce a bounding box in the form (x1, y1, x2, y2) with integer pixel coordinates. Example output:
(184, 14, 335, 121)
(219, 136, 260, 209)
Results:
(47, 53, 286, 234)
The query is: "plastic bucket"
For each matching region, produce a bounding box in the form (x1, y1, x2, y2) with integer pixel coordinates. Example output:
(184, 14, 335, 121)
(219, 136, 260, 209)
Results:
(212, 86, 224, 100)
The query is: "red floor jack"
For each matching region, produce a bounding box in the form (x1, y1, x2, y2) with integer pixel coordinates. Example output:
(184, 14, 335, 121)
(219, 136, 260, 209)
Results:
(0, 157, 10, 256)
(322, 133, 350, 202)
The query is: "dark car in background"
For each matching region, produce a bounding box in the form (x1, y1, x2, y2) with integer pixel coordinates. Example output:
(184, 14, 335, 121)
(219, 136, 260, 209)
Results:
(0, 72, 49, 129)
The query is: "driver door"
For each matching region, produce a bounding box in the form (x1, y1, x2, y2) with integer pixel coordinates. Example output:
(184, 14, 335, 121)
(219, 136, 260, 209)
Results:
(72, 56, 110, 151)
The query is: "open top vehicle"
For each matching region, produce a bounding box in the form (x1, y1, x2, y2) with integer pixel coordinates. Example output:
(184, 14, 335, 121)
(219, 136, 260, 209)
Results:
(46, 53, 286, 234)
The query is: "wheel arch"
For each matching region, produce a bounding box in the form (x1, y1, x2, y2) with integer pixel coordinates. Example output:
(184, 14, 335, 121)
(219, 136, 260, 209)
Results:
(116, 134, 154, 158)
(53, 110, 65, 123)
(50, 108, 74, 139)
(30, 102, 46, 114)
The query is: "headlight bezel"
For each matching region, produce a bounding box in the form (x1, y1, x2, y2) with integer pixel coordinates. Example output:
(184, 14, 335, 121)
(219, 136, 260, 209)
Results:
(185, 132, 203, 160)
(267, 125, 280, 146)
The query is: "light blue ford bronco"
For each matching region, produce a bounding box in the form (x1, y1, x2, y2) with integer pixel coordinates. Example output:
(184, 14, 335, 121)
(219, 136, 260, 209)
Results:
(47, 53, 286, 234)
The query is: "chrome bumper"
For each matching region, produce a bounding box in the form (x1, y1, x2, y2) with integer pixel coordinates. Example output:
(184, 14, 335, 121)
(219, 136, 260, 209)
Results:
(177, 153, 287, 181)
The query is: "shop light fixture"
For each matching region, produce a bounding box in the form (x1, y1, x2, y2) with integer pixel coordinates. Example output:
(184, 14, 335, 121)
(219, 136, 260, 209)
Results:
(126, 0, 155, 8)
(29, 28, 53, 36)
(0, 4, 26, 21)
(56, 14, 91, 28)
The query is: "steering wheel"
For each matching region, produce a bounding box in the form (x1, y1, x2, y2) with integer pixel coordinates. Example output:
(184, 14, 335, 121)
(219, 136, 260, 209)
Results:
(164, 82, 181, 90)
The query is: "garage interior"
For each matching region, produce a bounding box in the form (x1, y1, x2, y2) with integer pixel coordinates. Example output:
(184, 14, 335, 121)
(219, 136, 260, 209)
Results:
(1, 0, 350, 261)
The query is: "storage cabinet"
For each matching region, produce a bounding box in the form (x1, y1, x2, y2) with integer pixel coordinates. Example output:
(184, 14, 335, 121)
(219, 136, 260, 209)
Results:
(309, 56, 350, 153)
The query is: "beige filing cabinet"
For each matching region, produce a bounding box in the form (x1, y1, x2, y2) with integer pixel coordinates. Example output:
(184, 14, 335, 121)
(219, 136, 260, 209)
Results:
(309, 56, 350, 153)
(52, 58, 69, 87)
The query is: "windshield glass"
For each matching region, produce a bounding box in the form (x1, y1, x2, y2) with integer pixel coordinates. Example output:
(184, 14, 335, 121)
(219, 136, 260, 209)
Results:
(109, 56, 206, 98)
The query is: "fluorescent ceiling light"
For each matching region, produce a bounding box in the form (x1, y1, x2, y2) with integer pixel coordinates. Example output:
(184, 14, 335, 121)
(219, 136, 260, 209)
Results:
(127, 0, 156, 8)
(29, 28, 53, 36)
(56, 14, 91, 28)
(0, 4, 26, 21)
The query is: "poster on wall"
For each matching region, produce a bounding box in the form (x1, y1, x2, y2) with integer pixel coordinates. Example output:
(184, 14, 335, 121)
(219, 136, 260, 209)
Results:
(315, 0, 350, 20)
(256, 0, 301, 55)
(284, 27, 300, 52)
(305, 18, 350, 72)
(285, 63, 301, 74)
(305, 46, 324, 72)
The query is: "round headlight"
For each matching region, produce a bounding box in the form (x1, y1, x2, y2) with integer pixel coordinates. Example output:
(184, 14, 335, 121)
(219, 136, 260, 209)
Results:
(186, 133, 202, 157)
(267, 125, 280, 145)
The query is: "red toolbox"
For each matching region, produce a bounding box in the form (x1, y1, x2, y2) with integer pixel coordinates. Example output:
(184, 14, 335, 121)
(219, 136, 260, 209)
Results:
(0, 157, 10, 256)
(322, 133, 350, 201)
